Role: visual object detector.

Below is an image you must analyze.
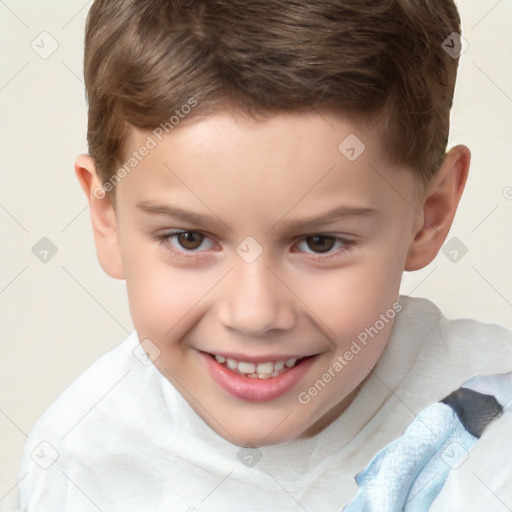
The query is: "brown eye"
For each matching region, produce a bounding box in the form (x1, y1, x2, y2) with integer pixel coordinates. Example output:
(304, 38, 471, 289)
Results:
(305, 235, 337, 253)
(176, 231, 205, 250)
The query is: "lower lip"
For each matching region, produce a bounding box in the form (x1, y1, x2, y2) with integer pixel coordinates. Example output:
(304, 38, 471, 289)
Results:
(201, 352, 316, 403)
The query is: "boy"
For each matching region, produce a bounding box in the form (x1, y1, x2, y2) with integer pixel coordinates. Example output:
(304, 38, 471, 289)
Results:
(18, 0, 511, 510)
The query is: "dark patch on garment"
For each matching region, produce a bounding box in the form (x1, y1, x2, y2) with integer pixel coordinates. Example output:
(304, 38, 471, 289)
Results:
(441, 387, 503, 438)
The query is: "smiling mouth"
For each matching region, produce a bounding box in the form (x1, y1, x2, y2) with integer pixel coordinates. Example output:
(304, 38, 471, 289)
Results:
(202, 351, 318, 402)
(208, 353, 312, 379)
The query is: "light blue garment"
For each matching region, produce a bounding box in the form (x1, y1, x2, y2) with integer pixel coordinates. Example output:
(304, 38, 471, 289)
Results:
(343, 403, 477, 512)
(343, 371, 512, 512)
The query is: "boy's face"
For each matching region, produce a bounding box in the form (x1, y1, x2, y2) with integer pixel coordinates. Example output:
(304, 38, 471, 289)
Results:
(101, 112, 426, 446)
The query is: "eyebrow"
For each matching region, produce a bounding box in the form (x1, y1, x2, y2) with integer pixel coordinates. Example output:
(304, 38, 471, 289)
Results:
(270, 205, 378, 232)
(137, 200, 377, 232)
(138, 201, 224, 226)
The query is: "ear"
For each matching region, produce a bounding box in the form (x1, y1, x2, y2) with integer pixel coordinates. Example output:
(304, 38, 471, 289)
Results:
(75, 154, 125, 279)
(405, 145, 470, 271)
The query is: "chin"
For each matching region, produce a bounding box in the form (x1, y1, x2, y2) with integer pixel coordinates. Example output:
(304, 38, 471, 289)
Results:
(213, 414, 310, 447)
(231, 429, 298, 448)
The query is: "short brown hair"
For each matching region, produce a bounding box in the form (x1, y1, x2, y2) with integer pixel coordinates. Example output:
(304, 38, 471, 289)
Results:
(84, 0, 461, 188)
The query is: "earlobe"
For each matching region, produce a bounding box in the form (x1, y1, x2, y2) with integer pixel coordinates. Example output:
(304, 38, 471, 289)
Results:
(75, 154, 125, 279)
(405, 145, 470, 271)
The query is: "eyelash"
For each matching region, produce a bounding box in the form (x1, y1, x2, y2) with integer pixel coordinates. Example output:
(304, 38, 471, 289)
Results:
(155, 230, 357, 262)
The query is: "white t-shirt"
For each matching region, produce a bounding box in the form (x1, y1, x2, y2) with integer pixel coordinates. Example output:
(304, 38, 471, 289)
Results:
(17, 296, 512, 511)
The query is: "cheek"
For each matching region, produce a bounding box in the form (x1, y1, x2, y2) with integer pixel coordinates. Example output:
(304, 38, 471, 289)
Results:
(291, 256, 403, 340)
(123, 245, 225, 342)
(121, 241, 190, 337)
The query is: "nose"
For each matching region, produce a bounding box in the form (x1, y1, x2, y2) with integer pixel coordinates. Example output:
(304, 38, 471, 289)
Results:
(217, 258, 296, 338)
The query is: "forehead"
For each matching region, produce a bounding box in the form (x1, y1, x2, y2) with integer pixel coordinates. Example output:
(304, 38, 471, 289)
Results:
(116, 111, 415, 229)
(145, 109, 381, 164)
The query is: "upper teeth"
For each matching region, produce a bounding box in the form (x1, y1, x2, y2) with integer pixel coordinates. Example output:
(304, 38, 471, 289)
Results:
(215, 355, 298, 375)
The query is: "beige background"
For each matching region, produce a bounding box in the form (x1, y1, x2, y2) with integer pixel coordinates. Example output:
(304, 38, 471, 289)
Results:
(1, 0, 511, 509)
